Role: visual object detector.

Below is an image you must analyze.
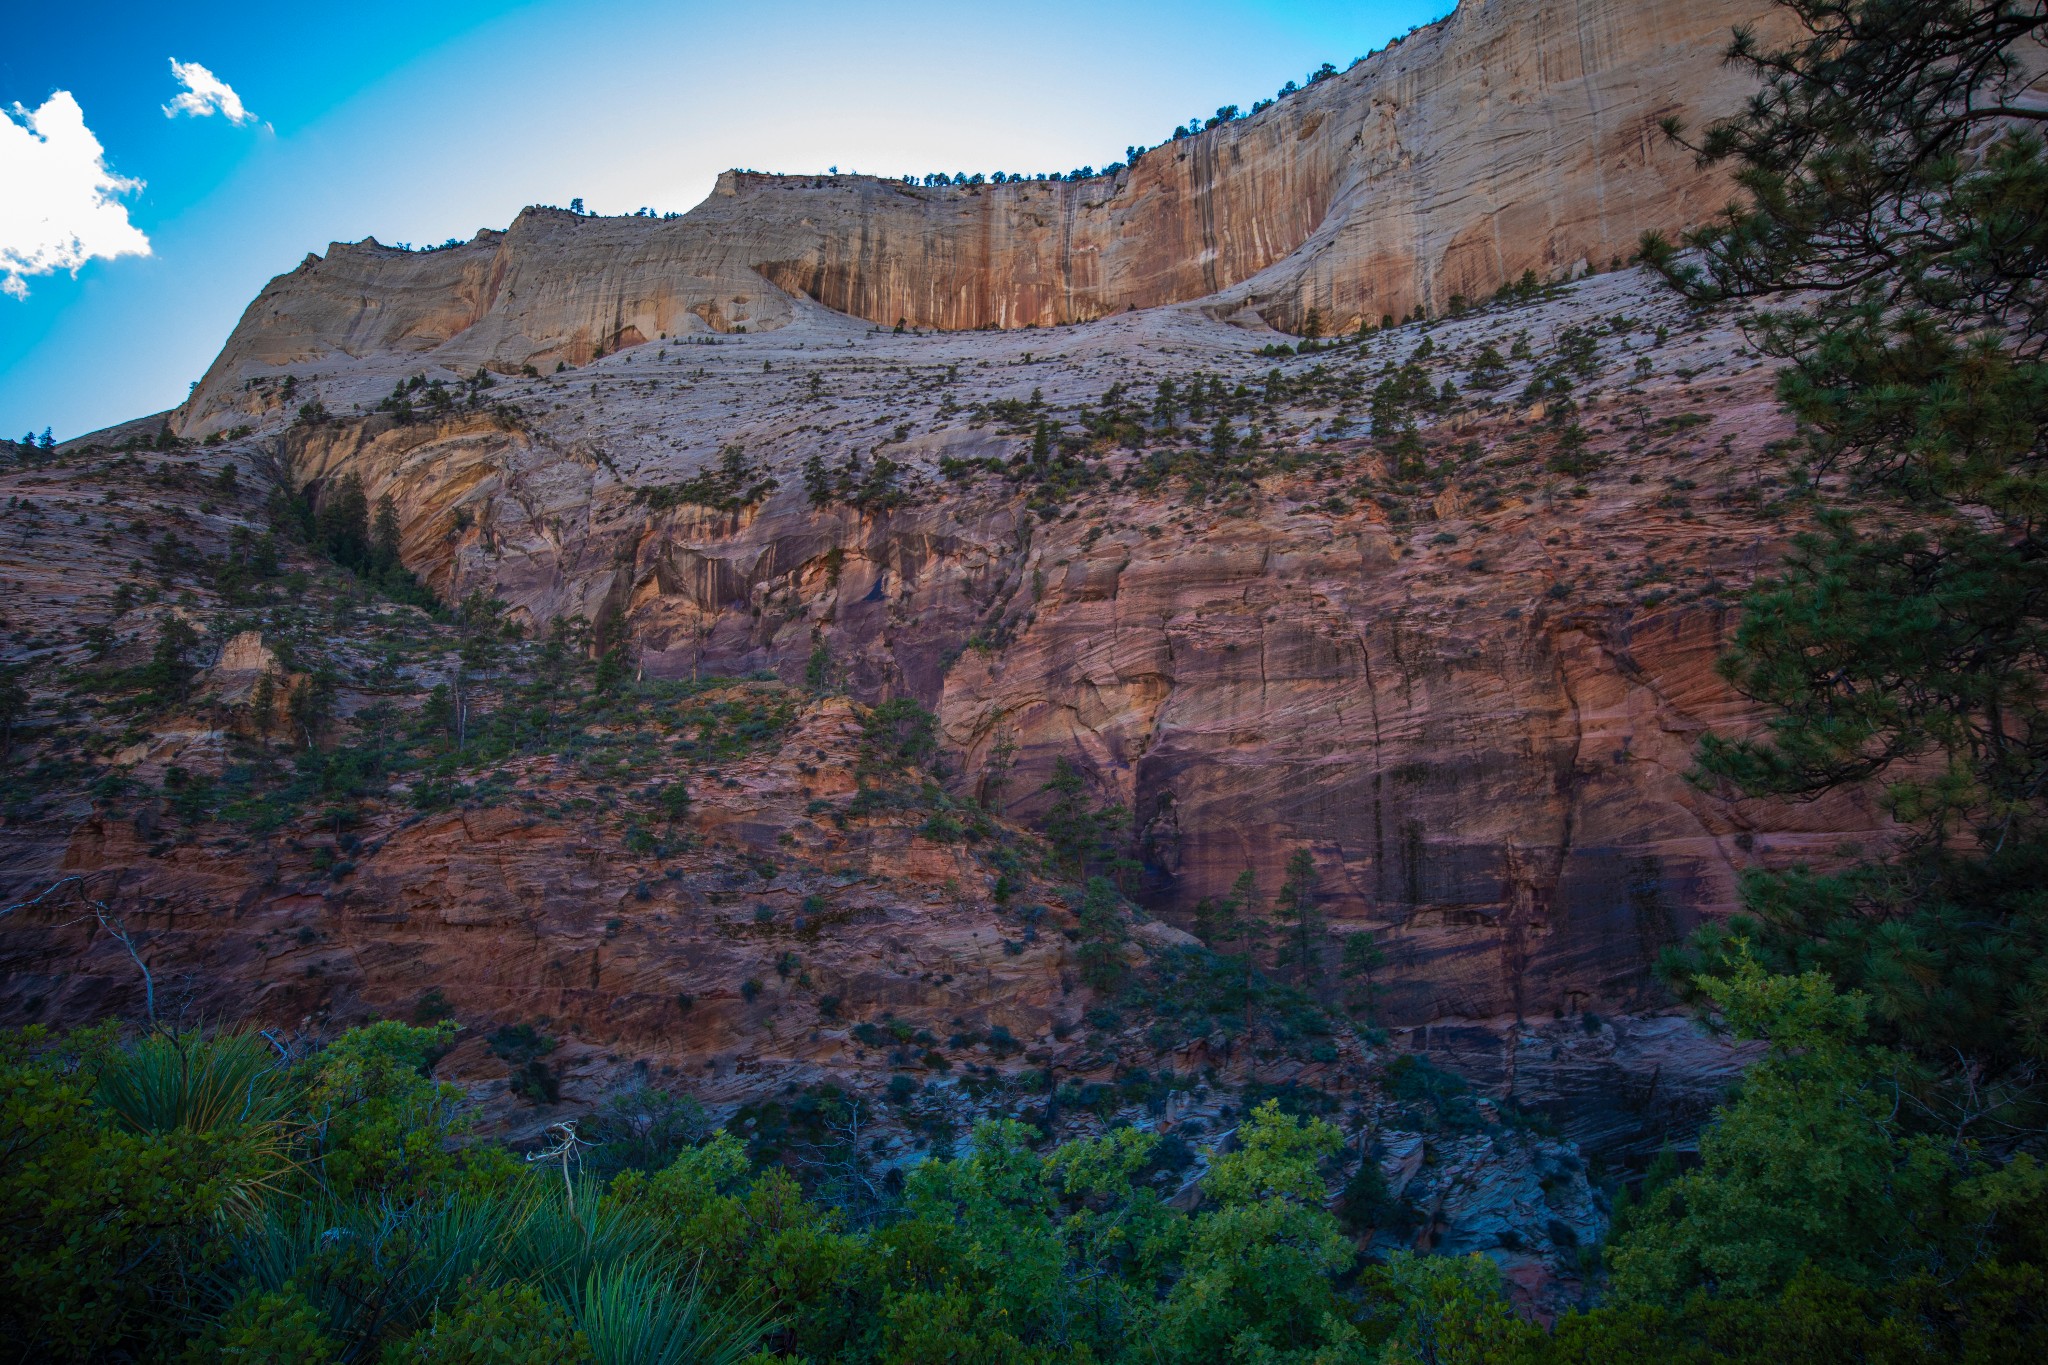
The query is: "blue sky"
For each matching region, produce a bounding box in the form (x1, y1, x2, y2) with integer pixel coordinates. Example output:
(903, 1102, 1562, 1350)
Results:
(2, 0, 1448, 440)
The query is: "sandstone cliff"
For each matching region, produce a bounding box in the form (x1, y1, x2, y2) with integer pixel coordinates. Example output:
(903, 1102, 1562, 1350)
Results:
(10, 263, 1884, 1041)
(0, 277, 1777, 1191)
(2, 0, 1840, 1233)
(180, 0, 1773, 434)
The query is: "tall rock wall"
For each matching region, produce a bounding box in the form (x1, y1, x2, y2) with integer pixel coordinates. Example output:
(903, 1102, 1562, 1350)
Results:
(3, 0, 1873, 1181)
(183, 0, 1771, 434)
(132, 0, 1847, 1038)
(215, 261, 1889, 1027)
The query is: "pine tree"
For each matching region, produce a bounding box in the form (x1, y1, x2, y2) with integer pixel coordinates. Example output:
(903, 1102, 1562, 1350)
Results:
(0, 666, 27, 762)
(1209, 414, 1234, 461)
(139, 617, 200, 701)
(1037, 757, 1133, 883)
(249, 671, 275, 738)
(1273, 849, 1325, 989)
(1644, 0, 2048, 1111)
(312, 474, 372, 571)
(1340, 930, 1385, 1021)
(369, 495, 403, 579)
(1075, 875, 1129, 991)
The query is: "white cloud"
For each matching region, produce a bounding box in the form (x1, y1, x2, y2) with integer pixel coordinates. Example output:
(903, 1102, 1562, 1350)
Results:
(0, 92, 150, 300)
(164, 58, 256, 125)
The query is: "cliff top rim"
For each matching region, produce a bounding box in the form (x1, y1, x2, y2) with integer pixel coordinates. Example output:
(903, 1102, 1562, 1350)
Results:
(309, 3, 1467, 264)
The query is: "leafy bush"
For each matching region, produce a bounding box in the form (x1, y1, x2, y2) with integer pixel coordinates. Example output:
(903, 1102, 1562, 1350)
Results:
(4, 994, 2046, 1363)
(486, 1024, 560, 1106)
(578, 1088, 710, 1180)
(382, 1280, 590, 1363)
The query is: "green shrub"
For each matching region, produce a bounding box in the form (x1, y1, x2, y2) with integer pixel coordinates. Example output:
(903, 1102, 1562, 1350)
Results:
(382, 1280, 590, 1364)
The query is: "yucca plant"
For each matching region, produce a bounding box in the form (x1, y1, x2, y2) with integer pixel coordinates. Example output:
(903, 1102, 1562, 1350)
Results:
(231, 1186, 547, 1352)
(95, 1028, 303, 1218)
(95, 1028, 299, 1135)
(509, 1176, 664, 1300)
(566, 1260, 771, 1365)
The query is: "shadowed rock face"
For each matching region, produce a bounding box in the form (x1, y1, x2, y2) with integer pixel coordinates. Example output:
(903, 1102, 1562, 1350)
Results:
(181, 0, 1775, 434)
(4, 1, 1854, 1217)
(231, 264, 1886, 1032)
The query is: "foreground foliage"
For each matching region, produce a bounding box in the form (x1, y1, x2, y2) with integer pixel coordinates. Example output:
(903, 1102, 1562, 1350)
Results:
(5, 966, 2046, 1362)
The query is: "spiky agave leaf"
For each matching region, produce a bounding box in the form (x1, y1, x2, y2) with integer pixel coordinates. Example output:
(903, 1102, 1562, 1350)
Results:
(506, 1173, 665, 1299)
(567, 1260, 772, 1365)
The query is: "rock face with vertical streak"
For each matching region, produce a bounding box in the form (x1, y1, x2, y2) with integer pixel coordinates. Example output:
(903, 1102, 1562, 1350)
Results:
(5, 0, 1857, 1202)
(171, 263, 1880, 1034)
(181, 0, 1773, 433)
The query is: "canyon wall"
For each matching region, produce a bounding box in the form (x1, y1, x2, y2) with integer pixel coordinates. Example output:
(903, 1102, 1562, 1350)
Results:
(182, 0, 1771, 435)
(2, 0, 1863, 1191)
(103, 0, 1853, 1041)
(233, 264, 1886, 1029)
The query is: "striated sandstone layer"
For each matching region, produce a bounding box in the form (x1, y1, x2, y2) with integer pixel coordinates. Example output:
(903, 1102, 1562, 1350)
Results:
(174, 267, 1889, 1034)
(2, 3, 1876, 1230)
(179, 0, 1775, 435)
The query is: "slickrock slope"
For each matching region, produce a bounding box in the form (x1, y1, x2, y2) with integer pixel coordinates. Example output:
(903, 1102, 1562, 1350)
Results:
(180, 0, 1774, 432)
